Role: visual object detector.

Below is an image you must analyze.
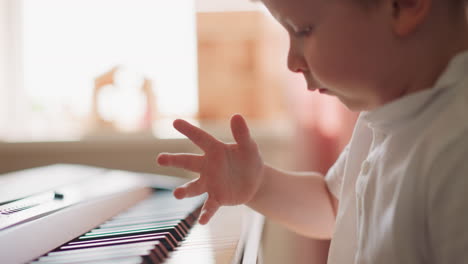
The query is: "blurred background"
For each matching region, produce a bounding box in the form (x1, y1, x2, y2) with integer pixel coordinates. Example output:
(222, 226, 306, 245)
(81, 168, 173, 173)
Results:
(0, 0, 357, 263)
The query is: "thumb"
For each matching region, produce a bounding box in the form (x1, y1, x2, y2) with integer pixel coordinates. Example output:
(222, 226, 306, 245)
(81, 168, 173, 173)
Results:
(198, 196, 220, 225)
(230, 114, 252, 148)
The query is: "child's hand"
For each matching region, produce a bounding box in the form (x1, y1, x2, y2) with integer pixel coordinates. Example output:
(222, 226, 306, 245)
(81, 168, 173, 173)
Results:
(157, 114, 265, 224)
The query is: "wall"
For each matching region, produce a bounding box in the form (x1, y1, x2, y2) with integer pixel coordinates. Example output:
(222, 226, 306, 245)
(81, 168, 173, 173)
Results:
(0, 121, 294, 176)
(0, 0, 9, 132)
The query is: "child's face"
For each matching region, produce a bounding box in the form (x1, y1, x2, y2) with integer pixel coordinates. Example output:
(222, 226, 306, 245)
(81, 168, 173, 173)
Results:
(262, 0, 397, 111)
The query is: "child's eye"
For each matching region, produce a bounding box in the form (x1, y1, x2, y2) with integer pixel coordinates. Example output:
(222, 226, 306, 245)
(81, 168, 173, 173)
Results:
(295, 26, 314, 37)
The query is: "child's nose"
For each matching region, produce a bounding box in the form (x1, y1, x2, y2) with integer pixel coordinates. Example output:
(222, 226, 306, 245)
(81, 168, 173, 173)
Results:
(287, 47, 308, 73)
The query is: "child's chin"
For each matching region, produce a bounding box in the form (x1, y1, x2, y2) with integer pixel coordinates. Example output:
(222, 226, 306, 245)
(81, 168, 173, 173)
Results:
(342, 100, 374, 112)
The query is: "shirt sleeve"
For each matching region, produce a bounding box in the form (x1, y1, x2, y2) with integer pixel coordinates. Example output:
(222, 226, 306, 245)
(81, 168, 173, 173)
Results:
(325, 145, 349, 200)
(427, 138, 468, 263)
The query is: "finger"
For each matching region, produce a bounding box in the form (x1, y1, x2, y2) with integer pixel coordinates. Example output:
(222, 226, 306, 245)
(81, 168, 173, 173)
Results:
(230, 114, 252, 148)
(173, 119, 219, 151)
(173, 178, 205, 199)
(198, 197, 220, 225)
(157, 153, 203, 173)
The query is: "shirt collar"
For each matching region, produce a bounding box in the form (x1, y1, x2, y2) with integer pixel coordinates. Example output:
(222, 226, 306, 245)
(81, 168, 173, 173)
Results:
(362, 50, 468, 131)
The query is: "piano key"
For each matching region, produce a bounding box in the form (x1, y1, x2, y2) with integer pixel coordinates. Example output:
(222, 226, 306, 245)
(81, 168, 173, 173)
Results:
(163, 224, 238, 264)
(80, 226, 185, 242)
(114, 203, 195, 213)
(91, 220, 186, 234)
(112, 202, 202, 221)
(81, 256, 150, 264)
(58, 237, 170, 260)
(60, 234, 169, 251)
(66, 232, 177, 251)
(86, 224, 188, 242)
(35, 242, 165, 263)
(108, 211, 197, 226)
(66, 256, 149, 264)
(100, 215, 190, 228)
(102, 214, 197, 232)
(33, 256, 148, 264)
(118, 203, 198, 213)
(48, 241, 160, 257)
(87, 223, 189, 246)
(35, 247, 157, 263)
(36, 252, 161, 264)
(98, 218, 191, 232)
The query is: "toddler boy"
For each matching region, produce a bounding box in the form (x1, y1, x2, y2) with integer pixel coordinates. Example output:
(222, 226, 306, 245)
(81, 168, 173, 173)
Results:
(158, 0, 468, 262)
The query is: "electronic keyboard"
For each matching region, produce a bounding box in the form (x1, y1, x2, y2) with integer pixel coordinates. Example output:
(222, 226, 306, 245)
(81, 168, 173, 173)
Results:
(0, 164, 260, 264)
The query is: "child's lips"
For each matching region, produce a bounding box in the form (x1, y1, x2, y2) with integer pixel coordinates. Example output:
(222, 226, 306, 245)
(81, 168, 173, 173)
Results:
(309, 87, 329, 94)
(307, 84, 330, 94)
(318, 88, 328, 94)
(308, 85, 322, 91)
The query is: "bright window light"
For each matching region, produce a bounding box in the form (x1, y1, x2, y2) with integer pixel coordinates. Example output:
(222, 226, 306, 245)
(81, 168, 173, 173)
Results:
(18, 0, 198, 139)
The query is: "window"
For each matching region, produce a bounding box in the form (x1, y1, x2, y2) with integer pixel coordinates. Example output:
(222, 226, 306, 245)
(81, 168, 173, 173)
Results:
(1, 0, 199, 141)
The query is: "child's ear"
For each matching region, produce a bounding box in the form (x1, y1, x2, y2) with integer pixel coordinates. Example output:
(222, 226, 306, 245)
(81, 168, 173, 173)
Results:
(391, 0, 432, 36)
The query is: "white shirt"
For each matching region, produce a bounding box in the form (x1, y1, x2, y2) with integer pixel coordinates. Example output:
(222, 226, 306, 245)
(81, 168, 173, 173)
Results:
(325, 51, 468, 264)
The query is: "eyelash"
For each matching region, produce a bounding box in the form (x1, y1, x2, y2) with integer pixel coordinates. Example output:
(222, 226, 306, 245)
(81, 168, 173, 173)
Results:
(294, 26, 314, 38)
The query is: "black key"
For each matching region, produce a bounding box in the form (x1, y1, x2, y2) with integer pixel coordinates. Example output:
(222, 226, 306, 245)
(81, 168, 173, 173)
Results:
(67, 232, 177, 251)
(80, 226, 184, 242)
(92, 220, 186, 235)
(60, 235, 168, 251)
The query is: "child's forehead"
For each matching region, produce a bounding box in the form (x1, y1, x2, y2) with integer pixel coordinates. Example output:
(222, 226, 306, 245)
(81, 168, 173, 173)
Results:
(262, 0, 326, 22)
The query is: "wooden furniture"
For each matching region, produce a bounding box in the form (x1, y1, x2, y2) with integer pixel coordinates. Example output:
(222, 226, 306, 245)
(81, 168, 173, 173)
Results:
(196, 11, 287, 120)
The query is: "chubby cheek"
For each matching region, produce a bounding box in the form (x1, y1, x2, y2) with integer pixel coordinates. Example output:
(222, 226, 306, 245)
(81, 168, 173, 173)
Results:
(308, 9, 387, 98)
(309, 35, 375, 94)
(306, 34, 385, 111)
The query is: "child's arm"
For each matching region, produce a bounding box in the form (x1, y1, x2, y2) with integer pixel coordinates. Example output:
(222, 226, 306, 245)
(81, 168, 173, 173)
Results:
(157, 114, 336, 239)
(247, 165, 337, 239)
